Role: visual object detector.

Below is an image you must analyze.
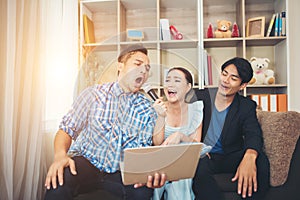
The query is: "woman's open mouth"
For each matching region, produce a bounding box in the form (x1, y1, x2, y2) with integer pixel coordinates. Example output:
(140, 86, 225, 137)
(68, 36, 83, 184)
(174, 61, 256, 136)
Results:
(167, 89, 177, 97)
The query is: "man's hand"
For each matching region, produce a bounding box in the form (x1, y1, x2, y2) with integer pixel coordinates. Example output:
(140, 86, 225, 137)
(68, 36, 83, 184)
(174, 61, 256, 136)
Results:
(44, 154, 77, 190)
(134, 173, 167, 189)
(231, 149, 258, 198)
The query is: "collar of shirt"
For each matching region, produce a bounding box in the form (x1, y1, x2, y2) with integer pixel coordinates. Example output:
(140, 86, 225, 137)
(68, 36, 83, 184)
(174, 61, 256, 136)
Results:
(112, 82, 139, 100)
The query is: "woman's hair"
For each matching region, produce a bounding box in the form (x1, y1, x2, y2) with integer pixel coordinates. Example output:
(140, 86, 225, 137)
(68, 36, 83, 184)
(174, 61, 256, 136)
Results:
(167, 67, 193, 86)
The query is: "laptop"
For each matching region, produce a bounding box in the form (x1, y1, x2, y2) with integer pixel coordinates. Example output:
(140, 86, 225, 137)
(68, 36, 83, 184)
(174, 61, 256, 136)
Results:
(120, 142, 203, 185)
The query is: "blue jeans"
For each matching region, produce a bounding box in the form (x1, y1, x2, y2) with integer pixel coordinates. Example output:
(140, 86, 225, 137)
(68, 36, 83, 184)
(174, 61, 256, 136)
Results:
(44, 156, 153, 200)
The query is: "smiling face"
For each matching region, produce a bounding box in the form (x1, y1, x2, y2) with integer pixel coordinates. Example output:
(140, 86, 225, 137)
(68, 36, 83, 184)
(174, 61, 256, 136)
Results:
(218, 64, 247, 97)
(164, 69, 192, 102)
(117, 51, 150, 93)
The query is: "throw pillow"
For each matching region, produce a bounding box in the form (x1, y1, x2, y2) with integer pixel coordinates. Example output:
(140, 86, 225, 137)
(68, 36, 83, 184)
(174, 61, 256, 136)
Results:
(257, 110, 300, 186)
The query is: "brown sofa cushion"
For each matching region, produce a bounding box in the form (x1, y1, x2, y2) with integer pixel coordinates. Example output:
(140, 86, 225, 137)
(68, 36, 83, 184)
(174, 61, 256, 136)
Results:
(257, 110, 300, 187)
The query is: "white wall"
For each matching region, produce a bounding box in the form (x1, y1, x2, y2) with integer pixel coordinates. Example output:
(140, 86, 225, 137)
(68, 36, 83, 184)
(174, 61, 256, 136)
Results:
(288, 0, 300, 111)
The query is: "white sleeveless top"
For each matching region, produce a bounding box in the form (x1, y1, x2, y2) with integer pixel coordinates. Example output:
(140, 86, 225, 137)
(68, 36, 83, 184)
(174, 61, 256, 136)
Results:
(164, 101, 204, 139)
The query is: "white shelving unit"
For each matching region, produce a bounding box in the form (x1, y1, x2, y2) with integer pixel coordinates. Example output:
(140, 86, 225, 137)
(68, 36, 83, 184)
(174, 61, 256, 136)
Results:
(79, 0, 202, 95)
(79, 0, 288, 105)
(201, 0, 287, 97)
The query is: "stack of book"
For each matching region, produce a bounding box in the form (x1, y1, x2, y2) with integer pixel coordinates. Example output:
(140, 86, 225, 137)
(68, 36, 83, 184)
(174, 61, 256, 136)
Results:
(266, 11, 286, 37)
(250, 94, 287, 112)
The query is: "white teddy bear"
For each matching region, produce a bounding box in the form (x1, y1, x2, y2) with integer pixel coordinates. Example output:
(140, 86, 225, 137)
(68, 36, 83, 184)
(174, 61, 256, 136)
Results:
(249, 57, 275, 85)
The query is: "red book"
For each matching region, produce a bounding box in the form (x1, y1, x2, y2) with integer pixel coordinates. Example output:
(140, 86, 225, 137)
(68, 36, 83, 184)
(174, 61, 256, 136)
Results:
(207, 55, 213, 85)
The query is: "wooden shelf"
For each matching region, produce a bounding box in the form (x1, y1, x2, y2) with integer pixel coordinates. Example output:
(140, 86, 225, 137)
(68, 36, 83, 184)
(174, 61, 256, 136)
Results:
(247, 84, 287, 88)
(160, 40, 198, 49)
(201, 0, 288, 102)
(79, 0, 288, 102)
(204, 38, 243, 48)
(83, 43, 118, 52)
(245, 37, 286, 46)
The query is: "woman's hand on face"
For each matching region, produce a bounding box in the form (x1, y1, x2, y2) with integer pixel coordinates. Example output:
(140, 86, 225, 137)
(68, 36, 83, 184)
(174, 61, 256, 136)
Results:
(153, 97, 167, 117)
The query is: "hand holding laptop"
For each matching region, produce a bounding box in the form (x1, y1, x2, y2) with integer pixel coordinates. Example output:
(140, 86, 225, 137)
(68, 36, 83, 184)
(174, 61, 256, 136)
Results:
(134, 172, 167, 189)
(120, 143, 203, 185)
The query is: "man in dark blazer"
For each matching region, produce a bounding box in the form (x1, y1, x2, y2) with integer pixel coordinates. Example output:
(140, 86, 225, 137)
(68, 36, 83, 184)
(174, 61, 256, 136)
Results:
(191, 57, 270, 200)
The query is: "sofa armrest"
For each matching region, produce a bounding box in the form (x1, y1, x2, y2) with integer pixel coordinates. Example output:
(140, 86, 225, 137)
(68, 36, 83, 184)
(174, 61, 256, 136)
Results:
(285, 137, 300, 186)
(264, 137, 300, 200)
(257, 110, 300, 186)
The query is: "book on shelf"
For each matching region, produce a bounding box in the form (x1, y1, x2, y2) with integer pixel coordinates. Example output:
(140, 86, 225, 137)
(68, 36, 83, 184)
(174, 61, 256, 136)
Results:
(278, 12, 282, 36)
(160, 19, 171, 41)
(269, 20, 276, 36)
(277, 94, 287, 112)
(250, 94, 287, 112)
(203, 50, 213, 86)
(281, 11, 286, 36)
(83, 14, 95, 44)
(251, 94, 260, 106)
(274, 13, 280, 37)
(260, 94, 269, 111)
(203, 50, 209, 85)
(266, 13, 276, 37)
(269, 94, 277, 112)
(207, 54, 213, 85)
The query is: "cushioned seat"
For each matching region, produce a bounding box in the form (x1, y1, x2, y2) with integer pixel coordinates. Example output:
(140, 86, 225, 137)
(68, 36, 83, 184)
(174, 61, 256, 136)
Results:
(213, 111, 300, 200)
(76, 111, 300, 200)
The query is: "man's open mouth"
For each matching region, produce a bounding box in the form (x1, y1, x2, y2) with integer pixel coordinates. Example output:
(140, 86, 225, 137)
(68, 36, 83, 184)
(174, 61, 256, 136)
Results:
(135, 77, 143, 84)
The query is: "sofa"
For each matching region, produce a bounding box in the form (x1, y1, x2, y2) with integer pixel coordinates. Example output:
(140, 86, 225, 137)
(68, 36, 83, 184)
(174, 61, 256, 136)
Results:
(74, 110, 300, 200)
(215, 110, 300, 200)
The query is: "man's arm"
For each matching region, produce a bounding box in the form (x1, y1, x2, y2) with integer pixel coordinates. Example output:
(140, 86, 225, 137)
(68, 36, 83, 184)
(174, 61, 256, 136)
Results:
(232, 149, 258, 198)
(44, 130, 76, 189)
(231, 98, 262, 198)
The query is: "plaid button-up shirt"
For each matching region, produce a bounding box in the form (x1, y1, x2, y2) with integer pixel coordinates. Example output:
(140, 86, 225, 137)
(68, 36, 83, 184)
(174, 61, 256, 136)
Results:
(59, 82, 157, 173)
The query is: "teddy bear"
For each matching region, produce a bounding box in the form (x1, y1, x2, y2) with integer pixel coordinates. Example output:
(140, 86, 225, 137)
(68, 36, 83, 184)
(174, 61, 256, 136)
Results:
(214, 20, 232, 38)
(249, 57, 275, 85)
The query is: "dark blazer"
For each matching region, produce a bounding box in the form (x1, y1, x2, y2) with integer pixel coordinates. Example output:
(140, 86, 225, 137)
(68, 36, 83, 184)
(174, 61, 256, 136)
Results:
(187, 88, 264, 155)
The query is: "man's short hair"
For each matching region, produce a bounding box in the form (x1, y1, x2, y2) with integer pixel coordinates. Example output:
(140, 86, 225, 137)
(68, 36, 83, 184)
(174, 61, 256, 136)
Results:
(221, 57, 253, 83)
(118, 44, 148, 63)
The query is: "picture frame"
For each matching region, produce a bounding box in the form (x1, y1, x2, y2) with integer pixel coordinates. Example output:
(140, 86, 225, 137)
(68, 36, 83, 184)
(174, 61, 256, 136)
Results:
(246, 16, 265, 37)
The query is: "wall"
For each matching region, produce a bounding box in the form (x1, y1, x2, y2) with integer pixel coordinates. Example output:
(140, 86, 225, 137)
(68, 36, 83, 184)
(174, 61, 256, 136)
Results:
(288, 0, 300, 112)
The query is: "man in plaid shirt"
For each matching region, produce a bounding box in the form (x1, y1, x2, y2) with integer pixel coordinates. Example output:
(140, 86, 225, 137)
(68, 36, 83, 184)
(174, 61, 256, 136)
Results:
(44, 44, 167, 200)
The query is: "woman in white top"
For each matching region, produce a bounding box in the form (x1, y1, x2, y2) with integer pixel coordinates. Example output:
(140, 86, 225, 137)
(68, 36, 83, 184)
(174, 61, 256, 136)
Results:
(152, 67, 203, 200)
